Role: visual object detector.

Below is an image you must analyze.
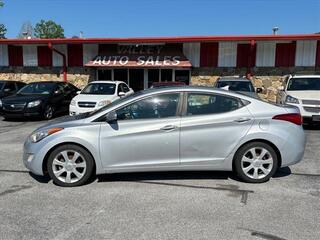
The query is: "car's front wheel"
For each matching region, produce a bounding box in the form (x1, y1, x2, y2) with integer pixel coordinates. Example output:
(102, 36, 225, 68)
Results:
(47, 144, 94, 187)
(234, 142, 278, 183)
(43, 105, 54, 120)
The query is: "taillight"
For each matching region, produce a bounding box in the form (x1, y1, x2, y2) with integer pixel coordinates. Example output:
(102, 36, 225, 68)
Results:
(272, 113, 302, 125)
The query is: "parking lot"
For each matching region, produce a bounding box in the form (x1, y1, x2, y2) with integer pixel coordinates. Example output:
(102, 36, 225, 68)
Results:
(0, 117, 319, 240)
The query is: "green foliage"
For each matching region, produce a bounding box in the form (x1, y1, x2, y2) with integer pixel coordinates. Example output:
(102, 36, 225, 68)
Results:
(0, 1, 3, 7)
(34, 20, 65, 39)
(0, 23, 6, 39)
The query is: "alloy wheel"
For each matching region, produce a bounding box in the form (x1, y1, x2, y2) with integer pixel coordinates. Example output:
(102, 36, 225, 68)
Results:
(44, 106, 53, 119)
(241, 147, 273, 180)
(52, 150, 87, 184)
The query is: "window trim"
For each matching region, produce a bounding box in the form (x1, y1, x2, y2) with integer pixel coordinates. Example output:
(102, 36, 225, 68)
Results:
(181, 91, 245, 117)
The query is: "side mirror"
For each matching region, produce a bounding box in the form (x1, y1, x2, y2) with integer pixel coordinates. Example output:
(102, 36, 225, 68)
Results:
(4, 88, 11, 93)
(54, 90, 62, 95)
(256, 87, 263, 93)
(278, 86, 285, 91)
(76, 91, 81, 95)
(118, 92, 125, 97)
(105, 111, 117, 123)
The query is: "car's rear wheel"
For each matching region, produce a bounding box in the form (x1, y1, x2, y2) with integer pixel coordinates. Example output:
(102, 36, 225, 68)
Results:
(234, 142, 278, 183)
(47, 144, 94, 187)
(43, 105, 54, 120)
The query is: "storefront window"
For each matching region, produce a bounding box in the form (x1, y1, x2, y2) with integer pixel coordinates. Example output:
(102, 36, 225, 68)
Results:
(161, 69, 173, 82)
(97, 69, 112, 80)
(175, 70, 190, 85)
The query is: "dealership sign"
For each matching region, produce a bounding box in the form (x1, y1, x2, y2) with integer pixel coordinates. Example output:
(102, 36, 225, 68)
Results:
(86, 45, 192, 68)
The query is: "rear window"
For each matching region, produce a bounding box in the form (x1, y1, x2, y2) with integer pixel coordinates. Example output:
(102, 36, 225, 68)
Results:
(216, 81, 254, 92)
(186, 93, 242, 116)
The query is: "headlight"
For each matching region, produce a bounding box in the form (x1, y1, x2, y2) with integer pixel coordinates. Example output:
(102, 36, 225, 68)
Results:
(27, 100, 41, 108)
(98, 100, 111, 107)
(70, 100, 76, 106)
(285, 95, 299, 104)
(29, 127, 64, 143)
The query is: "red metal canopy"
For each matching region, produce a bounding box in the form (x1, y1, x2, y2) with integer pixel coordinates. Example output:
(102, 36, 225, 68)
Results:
(1, 34, 320, 44)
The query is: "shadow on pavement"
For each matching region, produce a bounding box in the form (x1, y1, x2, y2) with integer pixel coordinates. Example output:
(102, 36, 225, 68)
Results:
(97, 171, 232, 183)
(273, 166, 292, 178)
(303, 124, 320, 130)
(29, 172, 51, 183)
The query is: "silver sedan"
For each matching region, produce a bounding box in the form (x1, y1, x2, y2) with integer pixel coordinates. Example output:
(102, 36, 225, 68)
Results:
(23, 86, 306, 187)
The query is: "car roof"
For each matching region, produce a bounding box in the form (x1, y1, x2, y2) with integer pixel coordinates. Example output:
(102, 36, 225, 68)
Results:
(290, 75, 320, 79)
(0, 80, 25, 83)
(136, 86, 253, 99)
(88, 81, 124, 84)
(217, 77, 251, 82)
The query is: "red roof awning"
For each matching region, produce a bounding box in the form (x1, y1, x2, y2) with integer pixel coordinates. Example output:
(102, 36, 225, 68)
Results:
(85, 44, 192, 68)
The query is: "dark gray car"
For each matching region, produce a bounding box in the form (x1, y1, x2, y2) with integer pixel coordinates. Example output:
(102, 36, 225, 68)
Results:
(214, 77, 262, 98)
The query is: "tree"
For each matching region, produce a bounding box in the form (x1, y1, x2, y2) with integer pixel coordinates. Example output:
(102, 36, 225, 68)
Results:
(34, 20, 65, 39)
(0, 0, 3, 7)
(0, 23, 6, 39)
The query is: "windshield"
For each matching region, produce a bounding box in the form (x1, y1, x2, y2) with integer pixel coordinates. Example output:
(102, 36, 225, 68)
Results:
(216, 81, 254, 92)
(18, 82, 56, 95)
(287, 78, 320, 91)
(81, 83, 116, 95)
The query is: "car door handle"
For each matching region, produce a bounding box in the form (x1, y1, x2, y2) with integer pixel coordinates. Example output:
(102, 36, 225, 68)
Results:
(234, 117, 252, 123)
(160, 125, 177, 131)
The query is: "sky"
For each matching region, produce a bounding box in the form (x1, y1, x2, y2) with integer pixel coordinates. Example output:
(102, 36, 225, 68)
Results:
(0, 0, 319, 38)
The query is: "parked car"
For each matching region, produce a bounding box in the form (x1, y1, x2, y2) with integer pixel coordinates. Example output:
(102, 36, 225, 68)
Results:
(69, 81, 134, 116)
(1, 81, 79, 120)
(214, 77, 262, 98)
(277, 75, 320, 124)
(0, 80, 26, 99)
(24, 86, 305, 187)
(151, 81, 186, 88)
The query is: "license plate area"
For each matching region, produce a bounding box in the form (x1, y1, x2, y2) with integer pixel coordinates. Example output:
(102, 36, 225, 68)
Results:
(312, 115, 320, 121)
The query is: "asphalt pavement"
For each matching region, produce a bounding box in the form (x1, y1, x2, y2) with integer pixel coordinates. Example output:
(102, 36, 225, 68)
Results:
(0, 117, 319, 240)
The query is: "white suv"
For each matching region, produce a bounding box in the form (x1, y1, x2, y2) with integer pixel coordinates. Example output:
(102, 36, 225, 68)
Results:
(277, 75, 320, 123)
(69, 81, 134, 115)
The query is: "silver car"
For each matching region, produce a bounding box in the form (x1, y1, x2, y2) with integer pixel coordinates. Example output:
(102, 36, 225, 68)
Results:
(23, 86, 306, 187)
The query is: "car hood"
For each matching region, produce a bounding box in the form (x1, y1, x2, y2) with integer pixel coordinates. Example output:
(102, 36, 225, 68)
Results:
(36, 113, 89, 132)
(286, 91, 320, 100)
(73, 94, 116, 102)
(2, 94, 49, 103)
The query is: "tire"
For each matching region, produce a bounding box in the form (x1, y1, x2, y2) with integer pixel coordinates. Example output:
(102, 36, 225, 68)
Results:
(43, 105, 54, 120)
(234, 142, 278, 183)
(47, 144, 94, 187)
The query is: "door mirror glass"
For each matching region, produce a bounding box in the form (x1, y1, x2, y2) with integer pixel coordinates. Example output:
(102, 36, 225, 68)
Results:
(256, 87, 263, 93)
(118, 91, 125, 97)
(105, 111, 117, 123)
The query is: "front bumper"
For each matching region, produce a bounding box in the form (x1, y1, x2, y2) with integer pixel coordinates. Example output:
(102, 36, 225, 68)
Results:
(1, 105, 43, 118)
(69, 105, 101, 116)
(23, 138, 48, 176)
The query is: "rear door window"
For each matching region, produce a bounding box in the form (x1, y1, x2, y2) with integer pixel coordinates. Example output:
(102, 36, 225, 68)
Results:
(186, 93, 242, 116)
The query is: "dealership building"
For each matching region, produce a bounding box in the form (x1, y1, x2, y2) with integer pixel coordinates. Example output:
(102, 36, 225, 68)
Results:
(0, 34, 320, 101)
